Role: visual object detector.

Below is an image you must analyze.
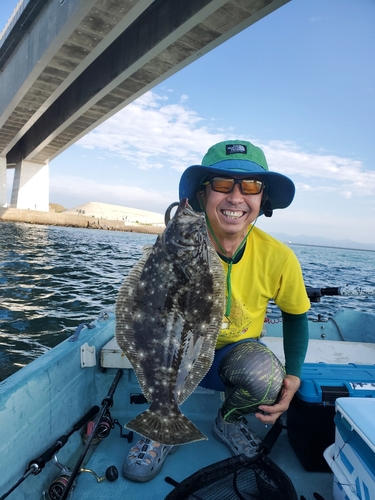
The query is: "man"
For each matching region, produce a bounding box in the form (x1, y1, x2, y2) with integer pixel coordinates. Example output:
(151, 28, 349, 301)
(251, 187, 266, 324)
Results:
(122, 140, 310, 482)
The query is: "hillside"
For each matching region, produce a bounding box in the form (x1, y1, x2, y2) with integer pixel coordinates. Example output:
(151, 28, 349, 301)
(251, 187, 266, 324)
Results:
(62, 201, 165, 226)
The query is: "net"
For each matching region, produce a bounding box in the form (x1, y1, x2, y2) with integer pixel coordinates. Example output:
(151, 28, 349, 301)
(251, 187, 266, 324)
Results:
(164, 453, 297, 500)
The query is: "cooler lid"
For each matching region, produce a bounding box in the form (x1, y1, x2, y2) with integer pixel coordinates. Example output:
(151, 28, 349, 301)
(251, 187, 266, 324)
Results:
(336, 397, 375, 452)
(297, 363, 375, 403)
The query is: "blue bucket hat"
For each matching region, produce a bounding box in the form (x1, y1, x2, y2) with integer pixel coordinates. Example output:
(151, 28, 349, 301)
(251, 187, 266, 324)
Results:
(179, 140, 295, 214)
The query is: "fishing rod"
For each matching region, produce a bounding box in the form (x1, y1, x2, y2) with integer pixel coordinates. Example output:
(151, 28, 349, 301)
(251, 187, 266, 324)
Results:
(60, 369, 123, 500)
(306, 285, 375, 302)
(0, 405, 99, 500)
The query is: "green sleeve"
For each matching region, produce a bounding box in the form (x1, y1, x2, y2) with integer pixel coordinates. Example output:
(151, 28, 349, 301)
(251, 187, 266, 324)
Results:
(282, 311, 309, 378)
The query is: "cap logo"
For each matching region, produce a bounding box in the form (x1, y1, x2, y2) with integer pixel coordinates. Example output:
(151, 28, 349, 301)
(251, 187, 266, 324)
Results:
(226, 144, 247, 155)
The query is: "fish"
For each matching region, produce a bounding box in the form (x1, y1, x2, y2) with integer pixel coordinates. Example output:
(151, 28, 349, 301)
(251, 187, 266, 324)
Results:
(115, 198, 225, 445)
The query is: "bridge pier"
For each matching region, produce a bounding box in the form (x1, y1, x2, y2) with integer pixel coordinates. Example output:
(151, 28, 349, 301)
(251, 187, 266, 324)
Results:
(0, 157, 6, 207)
(10, 160, 49, 212)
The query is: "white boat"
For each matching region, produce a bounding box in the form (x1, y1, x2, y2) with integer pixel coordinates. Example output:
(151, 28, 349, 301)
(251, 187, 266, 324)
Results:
(1, 291, 375, 500)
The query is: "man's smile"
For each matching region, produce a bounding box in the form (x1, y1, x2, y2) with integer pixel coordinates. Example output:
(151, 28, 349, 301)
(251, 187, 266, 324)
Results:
(221, 209, 247, 219)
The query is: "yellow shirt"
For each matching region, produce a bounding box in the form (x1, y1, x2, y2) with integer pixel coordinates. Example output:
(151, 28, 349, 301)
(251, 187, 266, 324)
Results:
(217, 227, 310, 349)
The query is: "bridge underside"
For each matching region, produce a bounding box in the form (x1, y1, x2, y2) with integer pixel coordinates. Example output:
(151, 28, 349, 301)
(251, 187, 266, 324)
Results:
(0, 0, 289, 209)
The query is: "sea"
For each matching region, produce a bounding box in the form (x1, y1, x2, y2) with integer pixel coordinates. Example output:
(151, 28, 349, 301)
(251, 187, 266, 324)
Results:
(1, 221, 375, 382)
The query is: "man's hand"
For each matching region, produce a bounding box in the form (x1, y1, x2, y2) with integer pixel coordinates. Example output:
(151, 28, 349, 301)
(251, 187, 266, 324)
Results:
(255, 375, 300, 424)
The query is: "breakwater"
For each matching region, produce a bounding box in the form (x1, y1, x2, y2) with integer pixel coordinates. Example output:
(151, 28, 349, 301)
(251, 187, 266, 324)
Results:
(0, 207, 164, 234)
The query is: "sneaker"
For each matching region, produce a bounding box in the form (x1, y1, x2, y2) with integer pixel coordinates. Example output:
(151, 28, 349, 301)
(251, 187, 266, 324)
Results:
(212, 410, 261, 458)
(122, 438, 177, 482)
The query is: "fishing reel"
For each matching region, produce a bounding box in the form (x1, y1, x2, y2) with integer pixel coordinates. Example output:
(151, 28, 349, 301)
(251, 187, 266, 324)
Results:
(93, 410, 133, 442)
(47, 455, 118, 500)
(48, 475, 69, 500)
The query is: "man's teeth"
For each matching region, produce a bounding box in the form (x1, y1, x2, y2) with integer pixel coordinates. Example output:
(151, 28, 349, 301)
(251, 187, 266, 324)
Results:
(222, 210, 244, 219)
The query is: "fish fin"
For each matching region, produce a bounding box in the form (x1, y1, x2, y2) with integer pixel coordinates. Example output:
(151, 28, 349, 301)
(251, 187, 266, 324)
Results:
(141, 244, 154, 256)
(125, 408, 207, 445)
(116, 251, 153, 401)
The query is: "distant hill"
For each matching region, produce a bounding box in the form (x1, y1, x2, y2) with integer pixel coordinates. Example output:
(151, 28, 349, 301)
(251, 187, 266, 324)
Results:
(49, 203, 65, 213)
(269, 232, 375, 252)
(62, 201, 164, 226)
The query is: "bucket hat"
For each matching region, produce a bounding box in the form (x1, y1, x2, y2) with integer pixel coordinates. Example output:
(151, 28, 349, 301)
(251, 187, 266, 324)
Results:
(179, 140, 295, 214)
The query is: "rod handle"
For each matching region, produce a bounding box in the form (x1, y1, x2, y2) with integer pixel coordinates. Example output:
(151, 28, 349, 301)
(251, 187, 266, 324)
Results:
(28, 406, 99, 472)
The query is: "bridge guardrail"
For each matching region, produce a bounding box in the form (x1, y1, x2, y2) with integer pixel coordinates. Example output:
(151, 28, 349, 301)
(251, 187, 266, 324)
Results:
(0, 0, 30, 49)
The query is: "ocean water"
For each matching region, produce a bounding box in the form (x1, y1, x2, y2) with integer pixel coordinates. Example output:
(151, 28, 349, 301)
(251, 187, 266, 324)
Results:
(1, 221, 375, 382)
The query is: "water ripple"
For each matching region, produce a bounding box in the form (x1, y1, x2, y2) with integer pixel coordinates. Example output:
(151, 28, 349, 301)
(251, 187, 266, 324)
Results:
(0, 222, 156, 380)
(1, 222, 375, 381)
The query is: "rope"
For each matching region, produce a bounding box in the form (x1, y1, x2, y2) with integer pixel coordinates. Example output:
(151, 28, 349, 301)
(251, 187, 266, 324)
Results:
(195, 190, 257, 316)
(205, 216, 257, 316)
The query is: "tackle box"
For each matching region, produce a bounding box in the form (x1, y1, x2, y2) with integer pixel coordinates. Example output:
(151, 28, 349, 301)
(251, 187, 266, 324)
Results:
(324, 397, 375, 500)
(287, 362, 375, 471)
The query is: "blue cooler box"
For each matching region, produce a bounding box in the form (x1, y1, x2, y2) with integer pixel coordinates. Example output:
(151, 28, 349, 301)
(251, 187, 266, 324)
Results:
(324, 398, 375, 500)
(287, 363, 375, 472)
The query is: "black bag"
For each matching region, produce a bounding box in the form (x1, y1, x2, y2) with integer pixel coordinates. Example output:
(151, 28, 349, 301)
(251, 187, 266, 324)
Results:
(164, 419, 297, 500)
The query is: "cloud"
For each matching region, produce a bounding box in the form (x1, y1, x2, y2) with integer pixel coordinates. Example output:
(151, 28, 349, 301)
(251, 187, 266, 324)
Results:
(75, 90, 375, 201)
(259, 140, 375, 197)
(78, 91, 225, 172)
(49, 174, 176, 213)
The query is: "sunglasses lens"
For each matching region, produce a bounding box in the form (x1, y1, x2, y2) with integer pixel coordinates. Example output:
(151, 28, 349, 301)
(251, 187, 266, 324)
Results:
(210, 177, 263, 194)
(241, 180, 263, 194)
(211, 177, 234, 193)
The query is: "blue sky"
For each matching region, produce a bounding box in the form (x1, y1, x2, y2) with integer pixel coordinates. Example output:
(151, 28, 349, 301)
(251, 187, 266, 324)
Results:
(1, 0, 375, 244)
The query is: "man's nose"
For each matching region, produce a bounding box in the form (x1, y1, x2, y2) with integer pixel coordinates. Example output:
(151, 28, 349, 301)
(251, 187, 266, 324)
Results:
(226, 183, 244, 202)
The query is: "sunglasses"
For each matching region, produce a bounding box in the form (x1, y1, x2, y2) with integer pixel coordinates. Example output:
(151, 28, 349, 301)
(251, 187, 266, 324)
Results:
(202, 176, 264, 195)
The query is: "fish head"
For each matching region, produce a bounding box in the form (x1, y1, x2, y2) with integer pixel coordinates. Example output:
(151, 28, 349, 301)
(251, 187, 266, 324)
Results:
(162, 198, 210, 276)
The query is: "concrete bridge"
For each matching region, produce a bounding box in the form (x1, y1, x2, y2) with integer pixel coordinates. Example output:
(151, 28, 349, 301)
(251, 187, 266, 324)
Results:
(0, 0, 288, 211)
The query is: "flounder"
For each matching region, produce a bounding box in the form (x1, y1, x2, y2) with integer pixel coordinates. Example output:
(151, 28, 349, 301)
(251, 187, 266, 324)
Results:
(115, 199, 225, 445)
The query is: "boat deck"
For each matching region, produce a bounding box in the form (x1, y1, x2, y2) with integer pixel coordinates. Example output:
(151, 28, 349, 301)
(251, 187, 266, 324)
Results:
(69, 369, 334, 500)
(4, 311, 365, 500)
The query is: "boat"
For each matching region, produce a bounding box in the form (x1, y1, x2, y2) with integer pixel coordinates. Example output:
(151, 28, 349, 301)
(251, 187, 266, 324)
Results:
(1, 289, 375, 500)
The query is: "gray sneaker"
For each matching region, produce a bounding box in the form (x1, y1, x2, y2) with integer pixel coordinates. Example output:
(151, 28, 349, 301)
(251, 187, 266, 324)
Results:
(122, 438, 177, 482)
(212, 411, 261, 458)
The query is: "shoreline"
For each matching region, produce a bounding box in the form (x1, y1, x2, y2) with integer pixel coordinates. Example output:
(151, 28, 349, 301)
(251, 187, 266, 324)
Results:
(3, 208, 373, 251)
(0, 207, 165, 235)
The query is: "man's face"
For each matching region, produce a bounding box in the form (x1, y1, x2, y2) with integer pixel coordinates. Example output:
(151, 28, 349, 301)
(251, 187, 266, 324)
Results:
(200, 179, 263, 240)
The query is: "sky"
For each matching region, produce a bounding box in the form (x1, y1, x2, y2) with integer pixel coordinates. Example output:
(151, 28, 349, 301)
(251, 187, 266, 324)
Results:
(1, 0, 375, 244)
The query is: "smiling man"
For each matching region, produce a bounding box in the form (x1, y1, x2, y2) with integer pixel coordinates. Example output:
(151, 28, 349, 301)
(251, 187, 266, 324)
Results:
(122, 140, 310, 483)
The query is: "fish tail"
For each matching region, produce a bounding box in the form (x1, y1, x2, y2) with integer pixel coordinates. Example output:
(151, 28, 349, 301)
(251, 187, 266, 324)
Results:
(125, 408, 207, 445)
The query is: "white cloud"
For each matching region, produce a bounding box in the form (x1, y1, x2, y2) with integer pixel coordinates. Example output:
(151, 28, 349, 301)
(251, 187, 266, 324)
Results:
(77, 90, 375, 199)
(78, 91, 225, 172)
(49, 173, 176, 213)
(259, 140, 375, 197)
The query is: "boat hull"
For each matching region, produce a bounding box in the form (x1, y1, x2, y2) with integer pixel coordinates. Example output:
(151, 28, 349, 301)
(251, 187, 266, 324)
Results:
(1, 310, 375, 499)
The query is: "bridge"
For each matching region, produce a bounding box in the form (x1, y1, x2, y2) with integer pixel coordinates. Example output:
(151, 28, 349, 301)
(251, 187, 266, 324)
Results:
(0, 0, 288, 211)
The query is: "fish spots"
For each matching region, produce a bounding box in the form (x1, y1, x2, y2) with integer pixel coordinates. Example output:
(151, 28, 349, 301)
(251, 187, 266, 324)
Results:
(115, 200, 225, 444)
